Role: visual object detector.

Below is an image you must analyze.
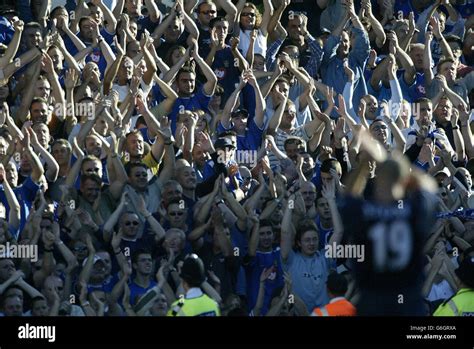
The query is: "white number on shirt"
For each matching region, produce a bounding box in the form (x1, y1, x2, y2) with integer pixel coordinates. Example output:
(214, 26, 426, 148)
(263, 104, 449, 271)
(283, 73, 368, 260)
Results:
(368, 220, 413, 272)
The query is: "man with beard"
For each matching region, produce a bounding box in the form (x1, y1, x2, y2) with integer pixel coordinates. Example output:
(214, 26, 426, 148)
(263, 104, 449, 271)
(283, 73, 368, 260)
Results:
(129, 249, 156, 305)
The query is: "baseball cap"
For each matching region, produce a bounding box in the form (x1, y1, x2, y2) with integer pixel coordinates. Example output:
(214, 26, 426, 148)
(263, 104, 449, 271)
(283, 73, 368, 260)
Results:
(434, 167, 451, 178)
(320, 27, 331, 35)
(214, 137, 235, 149)
(82, 254, 106, 267)
(455, 250, 474, 288)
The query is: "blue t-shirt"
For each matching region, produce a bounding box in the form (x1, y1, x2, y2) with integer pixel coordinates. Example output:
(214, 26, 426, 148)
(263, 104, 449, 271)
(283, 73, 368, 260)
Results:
(0, 17, 14, 45)
(315, 216, 334, 250)
(150, 83, 166, 108)
(0, 177, 40, 237)
(87, 273, 120, 294)
(216, 119, 264, 152)
(129, 279, 158, 305)
(202, 159, 243, 190)
(211, 46, 240, 102)
(245, 248, 284, 315)
(399, 71, 426, 103)
(169, 87, 212, 134)
(64, 32, 109, 78)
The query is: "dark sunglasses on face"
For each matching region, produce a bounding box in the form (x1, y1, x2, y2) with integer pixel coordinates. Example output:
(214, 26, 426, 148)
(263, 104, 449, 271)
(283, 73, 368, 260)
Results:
(125, 221, 139, 226)
(242, 12, 256, 17)
(169, 211, 184, 217)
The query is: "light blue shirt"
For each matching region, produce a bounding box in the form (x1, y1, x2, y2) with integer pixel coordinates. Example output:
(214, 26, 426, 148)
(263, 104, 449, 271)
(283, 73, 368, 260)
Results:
(283, 249, 331, 312)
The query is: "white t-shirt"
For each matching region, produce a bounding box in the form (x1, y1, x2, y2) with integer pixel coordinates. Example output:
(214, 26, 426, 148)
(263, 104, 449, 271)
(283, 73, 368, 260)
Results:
(238, 29, 267, 58)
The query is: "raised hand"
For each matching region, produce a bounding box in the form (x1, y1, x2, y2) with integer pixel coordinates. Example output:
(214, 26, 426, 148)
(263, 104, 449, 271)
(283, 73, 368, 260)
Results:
(343, 59, 354, 81)
(334, 94, 348, 116)
(64, 68, 78, 90)
(40, 53, 55, 75)
(157, 116, 173, 141)
(334, 117, 348, 141)
(12, 19, 24, 32)
(322, 177, 336, 200)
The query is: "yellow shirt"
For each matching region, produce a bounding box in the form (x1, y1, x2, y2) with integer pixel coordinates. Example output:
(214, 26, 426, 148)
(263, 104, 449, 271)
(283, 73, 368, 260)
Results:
(433, 288, 474, 316)
(167, 289, 220, 317)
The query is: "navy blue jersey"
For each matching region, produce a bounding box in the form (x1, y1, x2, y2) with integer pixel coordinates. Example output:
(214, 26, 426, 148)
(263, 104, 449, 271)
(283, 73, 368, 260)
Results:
(210, 46, 240, 103)
(339, 191, 435, 315)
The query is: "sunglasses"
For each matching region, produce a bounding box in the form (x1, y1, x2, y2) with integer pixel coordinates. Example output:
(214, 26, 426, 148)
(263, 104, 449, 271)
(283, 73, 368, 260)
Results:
(125, 221, 139, 226)
(241, 12, 256, 17)
(169, 211, 184, 217)
(85, 167, 101, 173)
(201, 10, 216, 15)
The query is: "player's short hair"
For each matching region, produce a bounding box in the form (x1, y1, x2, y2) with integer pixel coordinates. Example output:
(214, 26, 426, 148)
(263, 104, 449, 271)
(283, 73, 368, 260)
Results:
(414, 97, 432, 106)
(326, 272, 348, 296)
(209, 16, 228, 29)
(125, 161, 148, 176)
(132, 248, 152, 264)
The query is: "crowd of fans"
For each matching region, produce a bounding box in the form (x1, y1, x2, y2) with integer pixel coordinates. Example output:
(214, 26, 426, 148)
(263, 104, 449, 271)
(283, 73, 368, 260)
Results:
(0, 0, 473, 317)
